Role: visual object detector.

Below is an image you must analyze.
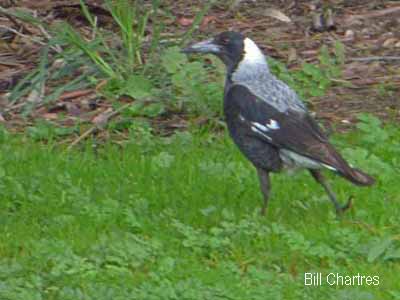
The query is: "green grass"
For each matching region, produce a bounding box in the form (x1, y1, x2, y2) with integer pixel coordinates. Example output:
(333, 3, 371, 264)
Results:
(0, 124, 400, 300)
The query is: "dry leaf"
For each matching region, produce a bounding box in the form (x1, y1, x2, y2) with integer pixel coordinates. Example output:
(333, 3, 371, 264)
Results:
(287, 48, 297, 63)
(345, 30, 355, 40)
(200, 16, 216, 30)
(383, 38, 397, 48)
(92, 108, 112, 128)
(65, 103, 81, 116)
(264, 8, 291, 23)
(27, 81, 45, 104)
(177, 17, 193, 27)
(42, 113, 58, 120)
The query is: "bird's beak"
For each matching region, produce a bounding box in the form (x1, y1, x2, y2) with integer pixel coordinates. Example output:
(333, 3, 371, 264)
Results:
(181, 38, 220, 54)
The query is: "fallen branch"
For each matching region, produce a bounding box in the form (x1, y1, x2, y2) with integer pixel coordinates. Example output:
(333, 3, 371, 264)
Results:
(4, 12, 32, 34)
(345, 6, 400, 23)
(0, 24, 46, 46)
(59, 89, 94, 101)
(349, 56, 400, 62)
(0, 7, 62, 53)
(67, 126, 97, 151)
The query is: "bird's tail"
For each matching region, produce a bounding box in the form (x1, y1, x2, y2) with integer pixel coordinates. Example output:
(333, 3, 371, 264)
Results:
(321, 143, 375, 186)
(338, 167, 375, 186)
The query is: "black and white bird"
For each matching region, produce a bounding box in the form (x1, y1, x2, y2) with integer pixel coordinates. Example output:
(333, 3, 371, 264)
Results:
(182, 31, 375, 215)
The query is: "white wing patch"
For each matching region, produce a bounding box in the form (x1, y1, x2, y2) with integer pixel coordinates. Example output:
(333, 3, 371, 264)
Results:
(251, 120, 280, 133)
(252, 122, 268, 132)
(322, 163, 337, 172)
(251, 126, 272, 141)
(250, 121, 279, 142)
(241, 118, 279, 142)
(266, 119, 280, 130)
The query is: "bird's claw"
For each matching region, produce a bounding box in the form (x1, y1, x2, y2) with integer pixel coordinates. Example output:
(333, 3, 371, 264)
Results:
(335, 195, 353, 215)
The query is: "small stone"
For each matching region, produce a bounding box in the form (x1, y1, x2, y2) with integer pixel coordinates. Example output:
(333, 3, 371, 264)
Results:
(345, 29, 354, 40)
(383, 38, 397, 48)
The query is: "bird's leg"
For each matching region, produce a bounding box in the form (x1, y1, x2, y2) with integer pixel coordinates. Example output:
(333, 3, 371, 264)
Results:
(257, 168, 270, 216)
(309, 170, 352, 215)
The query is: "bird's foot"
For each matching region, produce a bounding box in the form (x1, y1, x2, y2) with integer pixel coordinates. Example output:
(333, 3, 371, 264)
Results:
(260, 205, 267, 216)
(335, 195, 353, 216)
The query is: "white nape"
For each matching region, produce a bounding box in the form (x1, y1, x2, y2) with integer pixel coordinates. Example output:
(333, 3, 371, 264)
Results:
(232, 37, 269, 83)
(242, 38, 266, 65)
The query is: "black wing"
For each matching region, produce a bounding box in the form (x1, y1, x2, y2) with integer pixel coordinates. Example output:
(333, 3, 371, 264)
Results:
(224, 84, 374, 185)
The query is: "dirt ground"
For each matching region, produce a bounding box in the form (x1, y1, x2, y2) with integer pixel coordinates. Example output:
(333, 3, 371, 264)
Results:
(0, 0, 399, 133)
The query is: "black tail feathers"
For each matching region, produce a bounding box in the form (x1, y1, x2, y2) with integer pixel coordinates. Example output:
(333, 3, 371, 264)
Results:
(340, 167, 375, 186)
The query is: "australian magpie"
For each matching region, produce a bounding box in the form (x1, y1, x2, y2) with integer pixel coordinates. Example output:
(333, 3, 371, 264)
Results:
(182, 31, 375, 215)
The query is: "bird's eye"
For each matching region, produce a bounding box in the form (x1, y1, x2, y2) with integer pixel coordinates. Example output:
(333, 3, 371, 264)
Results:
(220, 37, 229, 45)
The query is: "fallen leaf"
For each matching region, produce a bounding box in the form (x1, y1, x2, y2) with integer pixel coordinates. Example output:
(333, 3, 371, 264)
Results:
(383, 38, 398, 48)
(345, 29, 354, 40)
(42, 113, 58, 120)
(27, 81, 45, 104)
(177, 17, 193, 27)
(287, 47, 297, 63)
(200, 15, 216, 30)
(65, 103, 81, 116)
(264, 8, 291, 23)
(59, 89, 93, 101)
(92, 108, 112, 128)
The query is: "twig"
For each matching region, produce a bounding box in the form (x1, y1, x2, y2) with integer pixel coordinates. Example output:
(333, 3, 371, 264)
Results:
(67, 126, 97, 150)
(4, 13, 32, 34)
(38, 25, 63, 53)
(59, 89, 94, 101)
(344, 220, 378, 234)
(346, 6, 400, 22)
(349, 56, 400, 62)
(91, 16, 98, 41)
(0, 59, 23, 67)
(0, 24, 46, 45)
(0, 24, 62, 54)
(3, 102, 26, 113)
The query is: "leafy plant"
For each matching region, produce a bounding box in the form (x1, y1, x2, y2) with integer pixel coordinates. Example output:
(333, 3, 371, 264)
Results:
(269, 41, 346, 99)
(0, 125, 400, 299)
(161, 46, 224, 116)
(356, 113, 389, 146)
(27, 120, 76, 141)
(9, 0, 162, 110)
(9, 0, 223, 125)
(58, 0, 161, 96)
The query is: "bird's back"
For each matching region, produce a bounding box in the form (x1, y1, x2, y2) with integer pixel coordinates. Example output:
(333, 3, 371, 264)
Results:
(231, 68, 307, 113)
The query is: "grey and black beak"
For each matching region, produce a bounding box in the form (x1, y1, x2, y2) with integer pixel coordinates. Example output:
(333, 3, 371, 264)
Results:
(181, 38, 220, 54)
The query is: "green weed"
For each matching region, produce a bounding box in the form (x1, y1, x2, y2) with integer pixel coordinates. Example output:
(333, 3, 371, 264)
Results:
(161, 46, 224, 116)
(269, 41, 346, 99)
(0, 117, 399, 299)
(9, 0, 218, 120)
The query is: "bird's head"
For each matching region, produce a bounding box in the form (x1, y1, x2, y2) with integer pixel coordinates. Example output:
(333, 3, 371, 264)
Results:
(182, 31, 266, 72)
